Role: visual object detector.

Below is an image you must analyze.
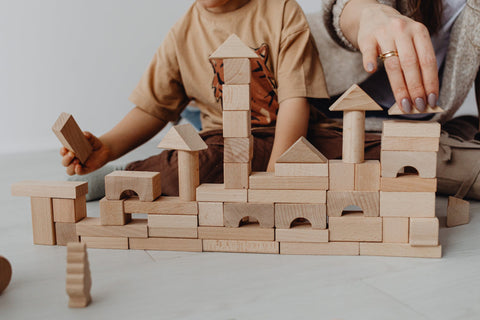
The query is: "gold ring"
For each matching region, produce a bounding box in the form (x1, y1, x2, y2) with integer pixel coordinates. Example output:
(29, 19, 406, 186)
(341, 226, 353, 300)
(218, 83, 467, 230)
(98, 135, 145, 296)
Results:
(379, 51, 398, 61)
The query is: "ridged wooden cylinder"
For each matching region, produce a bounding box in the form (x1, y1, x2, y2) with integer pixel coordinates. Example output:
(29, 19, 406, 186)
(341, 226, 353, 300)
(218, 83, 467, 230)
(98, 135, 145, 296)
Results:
(178, 150, 199, 201)
(343, 111, 365, 164)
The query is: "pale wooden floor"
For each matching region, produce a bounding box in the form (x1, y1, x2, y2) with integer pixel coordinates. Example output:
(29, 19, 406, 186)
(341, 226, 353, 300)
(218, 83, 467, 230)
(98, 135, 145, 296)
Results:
(1, 140, 480, 320)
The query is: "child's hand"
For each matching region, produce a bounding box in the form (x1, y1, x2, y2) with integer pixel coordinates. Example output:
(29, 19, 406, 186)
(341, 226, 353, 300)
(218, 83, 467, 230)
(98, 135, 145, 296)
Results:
(60, 132, 112, 176)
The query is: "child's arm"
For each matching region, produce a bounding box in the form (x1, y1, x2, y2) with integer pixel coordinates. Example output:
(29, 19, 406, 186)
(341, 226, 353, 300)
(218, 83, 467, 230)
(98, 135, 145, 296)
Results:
(266, 97, 310, 172)
(61, 107, 166, 175)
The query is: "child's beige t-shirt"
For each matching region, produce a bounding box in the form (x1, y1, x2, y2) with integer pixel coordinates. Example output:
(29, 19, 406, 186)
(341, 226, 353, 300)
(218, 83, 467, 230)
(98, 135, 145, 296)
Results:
(129, 0, 328, 132)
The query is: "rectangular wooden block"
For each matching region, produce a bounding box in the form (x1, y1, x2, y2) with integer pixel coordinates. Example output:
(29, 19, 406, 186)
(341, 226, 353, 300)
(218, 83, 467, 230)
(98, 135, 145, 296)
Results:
(223, 111, 251, 138)
(123, 196, 198, 215)
(223, 84, 250, 111)
(224, 58, 250, 84)
(55, 222, 79, 246)
(223, 203, 274, 228)
(53, 196, 86, 223)
(382, 120, 441, 138)
(355, 160, 380, 191)
(100, 198, 130, 226)
(129, 238, 202, 252)
(30, 197, 56, 245)
(280, 242, 360, 255)
(105, 171, 161, 202)
(380, 192, 435, 217)
(198, 224, 274, 241)
(409, 218, 439, 246)
(12, 181, 88, 199)
(381, 151, 437, 178)
(380, 176, 437, 192)
(327, 191, 379, 217)
(196, 184, 247, 202)
(360, 243, 442, 258)
(224, 136, 253, 163)
(328, 160, 354, 191)
(76, 217, 147, 238)
(248, 189, 326, 204)
(383, 217, 409, 243)
(203, 240, 279, 254)
(198, 202, 224, 226)
(276, 226, 329, 243)
(148, 227, 198, 239)
(381, 136, 439, 152)
(249, 172, 328, 190)
(329, 213, 382, 242)
(275, 163, 328, 177)
(81, 236, 129, 249)
(147, 215, 198, 228)
(52, 113, 93, 163)
(275, 203, 326, 229)
(224, 162, 250, 189)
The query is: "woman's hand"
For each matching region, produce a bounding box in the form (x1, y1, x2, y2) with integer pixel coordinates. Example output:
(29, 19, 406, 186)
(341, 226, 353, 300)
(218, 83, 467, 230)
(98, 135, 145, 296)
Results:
(341, 0, 439, 113)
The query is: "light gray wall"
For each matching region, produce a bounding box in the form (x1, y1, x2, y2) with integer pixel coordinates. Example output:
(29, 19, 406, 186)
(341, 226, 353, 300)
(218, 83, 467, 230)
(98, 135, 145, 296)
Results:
(0, 0, 476, 154)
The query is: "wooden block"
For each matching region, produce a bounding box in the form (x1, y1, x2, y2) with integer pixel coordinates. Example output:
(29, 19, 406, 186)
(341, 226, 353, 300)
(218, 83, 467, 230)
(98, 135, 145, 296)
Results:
(327, 191, 379, 217)
(66, 242, 91, 308)
(446, 196, 470, 227)
(55, 223, 79, 246)
(129, 238, 202, 252)
(81, 236, 129, 249)
(157, 123, 207, 151)
(380, 192, 435, 217)
(249, 172, 328, 190)
(196, 184, 247, 202)
(30, 197, 56, 245)
(147, 215, 198, 228)
(223, 58, 250, 84)
(381, 136, 439, 152)
(0, 256, 12, 294)
(223, 203, 274, 228)
(382, 217, 409, 243)
(148, 227, 198, 239)
(280, 242, 360, 255)
(355, 160, 380, 191)
(76, 217, 147, 238)
(53, 196, 86, 223)
(223, 85, 250, 111)
(276, 137, 327, 163)
(210, 34, 259, 59)
(381, 151, 437, 178)
(198, 224, 274, 241)
(105, 171, 161, 202)
(198, 202, 224, 226)
(223, 111, 251, 138)
(380, 176, 437, 192)
(52, 113, 92, 164)
(178, 150, 199, 201)
(360, 243, 442, 258)
(275, 204, 326, 229)
(329, 84, 382, 112)
(382, 120, 441, 138)
(203, 240, 279, 254)
(328, 160, 354, 191)
(224, 136, 253, 163)
(100, 198, 130, 226)
(124, 196, 198, 215)
(275, 163, 328, 177)
(409, 218, 439, 246)
(328, 213, 382, 242)
(12, 181, 88, 199)
(342, 110, 365, 163)
(224, 162, 250, 189)
(276, 225, 329, 243)
(248, 189, 326, 204)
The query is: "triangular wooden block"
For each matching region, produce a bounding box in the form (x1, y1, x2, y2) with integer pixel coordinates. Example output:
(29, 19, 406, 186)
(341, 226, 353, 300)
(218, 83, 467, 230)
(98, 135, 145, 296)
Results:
(276, 137, 327, 163)
(329, 84, 382, 111)
(158, 124, 208, 151)
(388, 103, 444, 115)
(209, 34, 259, 59)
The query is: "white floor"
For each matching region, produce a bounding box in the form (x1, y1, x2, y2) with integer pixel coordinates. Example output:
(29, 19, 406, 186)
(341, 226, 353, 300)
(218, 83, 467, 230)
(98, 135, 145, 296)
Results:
(1, 140, 480, 320)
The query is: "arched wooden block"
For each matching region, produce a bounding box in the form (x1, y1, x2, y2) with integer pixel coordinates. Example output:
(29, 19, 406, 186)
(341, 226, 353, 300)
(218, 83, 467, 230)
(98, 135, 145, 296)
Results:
(105, 171, 161, 202)
(274, 204, 326, 229)
(223, 203, 274, 228)
(327, 191, 379, 217)
(380, 151, 437, 178)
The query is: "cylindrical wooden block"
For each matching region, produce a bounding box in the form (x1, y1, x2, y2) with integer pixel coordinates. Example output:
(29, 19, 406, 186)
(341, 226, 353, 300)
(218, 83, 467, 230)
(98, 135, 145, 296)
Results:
(343, 111, 365, 164)
(178, 151, 199, 201)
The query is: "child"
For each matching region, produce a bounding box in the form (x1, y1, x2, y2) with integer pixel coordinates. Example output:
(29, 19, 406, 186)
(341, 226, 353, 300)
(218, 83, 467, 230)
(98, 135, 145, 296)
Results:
(61, 0, 329, 199)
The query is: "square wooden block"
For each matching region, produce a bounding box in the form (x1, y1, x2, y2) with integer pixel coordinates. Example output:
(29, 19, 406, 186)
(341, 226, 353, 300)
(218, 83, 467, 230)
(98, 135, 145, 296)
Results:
(55, 222, 79, 246)
(198, 202, 224, 226)
(355, 160, 380, 191)
(409, 218, 439, 246)
(224, 58, 250, 84)
(223, 111, 251, 138)
(329, 160, 354, 191)
(224, 162, 250, 189)
(383, 217, 409, 243)
(53, 196, 87, 223)
(223, 85, 250, 111)
(224, 136, 253, 163)
(100, 198, 130, 226)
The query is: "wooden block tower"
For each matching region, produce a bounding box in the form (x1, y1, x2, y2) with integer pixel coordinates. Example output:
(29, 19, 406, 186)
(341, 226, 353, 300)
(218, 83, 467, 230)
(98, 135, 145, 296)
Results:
(66, 242, 91, 308)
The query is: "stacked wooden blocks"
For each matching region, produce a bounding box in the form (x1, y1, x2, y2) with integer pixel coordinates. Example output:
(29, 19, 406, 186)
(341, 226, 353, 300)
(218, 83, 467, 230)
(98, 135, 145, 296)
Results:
(66, 242, 91, 308)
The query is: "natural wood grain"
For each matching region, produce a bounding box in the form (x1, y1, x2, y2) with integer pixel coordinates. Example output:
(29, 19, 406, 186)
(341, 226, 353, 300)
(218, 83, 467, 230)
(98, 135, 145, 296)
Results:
(380, 192, 436, 217)
(249, 172, 328, 190)
(52, 113, 92, 164)
(124, 196, 198, 215)
(100, 198, 130, 226)
(66, 242, 91, 308)
(382, 120, 441, 138)
(446, 196, 470, 227)
(382, 217, 409, 243)
(105, 171, 161, 202)
(223, 84, 250, 111)
(355, 160, 380, 191)
(30, 197, 56, 245)
(223, 110, 251, 138)
(381, 151, 437, 178)
(380, 176, 437, 192)
(198, 224, 274, 241)
(81, 236, 129, 249)
(76, 217, 147, 238)
(147, 215, 198, 228)
(129, 238, 202, 252)
(276, 225, 329, 243)
(329, 84, 382, 111)
(329, 212, 382, 242)
(329, 160, 355, 191)
(360, 243, 441, 258)
(223, 203, 274, 228)
(196, 184, 248, 202)
(224, 58, 251, 84)
(248, 189, 326, 204)
(12, 181, 88, 199)
(202, 240, 279, 254)
(224, 136, 253, 163)
(198, 202, 224, 226)
(53, 196, 86, 223)
(55, 222, 79, 246)
(275, 163, 328, 177)
(276, 137, 327, 163)
(327, 191, 379, 217)
(148, 227, 198, 239)
(178, 150, 200, 201)
(0, 256, 12, 294)
(381, 136, 439, 152)
(209, 34, 258, 59)
(409, 218, 439, 247)
(274, 203, 326, 229)
(280, 242, 360, 255)
(157, 124, 207, 151)
(343, 110, 365, 163)
(224, 162, 250, 189)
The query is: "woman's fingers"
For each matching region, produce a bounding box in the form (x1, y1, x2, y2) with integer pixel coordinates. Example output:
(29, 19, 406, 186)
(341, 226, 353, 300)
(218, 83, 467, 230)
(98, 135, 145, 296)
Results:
(359, 36, 378, 73)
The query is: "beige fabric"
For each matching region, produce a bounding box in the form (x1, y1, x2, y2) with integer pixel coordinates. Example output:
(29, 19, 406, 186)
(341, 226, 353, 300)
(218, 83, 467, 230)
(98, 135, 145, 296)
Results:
(129, 0, 328, 133)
